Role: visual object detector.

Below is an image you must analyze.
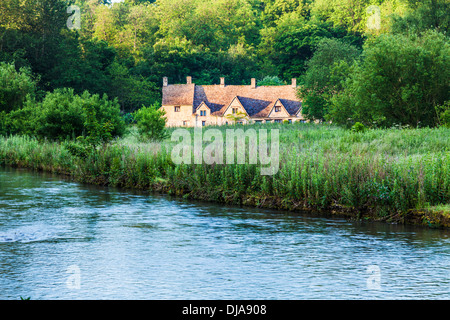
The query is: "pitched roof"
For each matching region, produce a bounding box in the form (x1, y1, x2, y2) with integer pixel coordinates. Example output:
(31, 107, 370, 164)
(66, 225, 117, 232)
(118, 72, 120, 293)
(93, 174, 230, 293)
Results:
(162, 82, 302, 117)
(162, 84, 195, 106)
(279, 98, 302, 116)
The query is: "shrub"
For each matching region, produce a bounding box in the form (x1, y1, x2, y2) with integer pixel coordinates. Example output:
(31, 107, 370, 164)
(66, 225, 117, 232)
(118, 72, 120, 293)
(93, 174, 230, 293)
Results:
(33, 88, 86, 140)
(257, 76, 285, 86)
(80, 91, 125, 138)
(134, 104, 167, 141)
(123, 113, 135, 125)
(351, 122, 366, 133)
(437, 101, 450, 128)
(0, 62, 37, 113)
(329, 31, 449, 128)
(6, 88, 125, 141)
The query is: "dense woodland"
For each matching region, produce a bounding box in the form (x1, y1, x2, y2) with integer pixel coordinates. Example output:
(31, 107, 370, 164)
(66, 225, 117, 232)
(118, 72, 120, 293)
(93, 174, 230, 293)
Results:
(0, 0, 449, 136)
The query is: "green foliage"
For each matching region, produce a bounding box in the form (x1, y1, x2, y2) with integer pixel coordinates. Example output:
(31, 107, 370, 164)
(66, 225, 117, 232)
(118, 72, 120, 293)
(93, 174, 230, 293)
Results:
(123, 113, 136, 124)
(1, 125, 449, 225)
(351, 122, 366, 133)
(28, 88, 86, 140)
(0, 62, 37, 113)
(298, 38, 360, 121)
(1, 0, 448, 130)
(329, 30, 450, 128)
(134, 103, 167, 141)
(79, 102, 114, 147)
(5, 88, 124, 141)
(258, 76, 286, 86)
(390, 0, 449, 34)
(436, 101, 450, 128)
(79, 91, 126, 138)
(225, 111, 249, 124)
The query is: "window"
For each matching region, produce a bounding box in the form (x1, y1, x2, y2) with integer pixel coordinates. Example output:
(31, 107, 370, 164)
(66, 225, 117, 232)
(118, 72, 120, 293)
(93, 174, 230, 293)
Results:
(274, 119, 282, 123)
(255, 120, 263, 124)
(200, 110, 206, 116)
(183, 121, 188, 126)
(275, 106, 281, 112)
(232, 108, 238, 114)
(202, 121, 206, 126)
(174, 106, 180, 112)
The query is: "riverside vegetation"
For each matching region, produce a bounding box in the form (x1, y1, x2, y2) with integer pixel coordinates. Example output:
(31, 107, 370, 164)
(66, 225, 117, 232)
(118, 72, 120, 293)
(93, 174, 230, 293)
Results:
(1, 123, 449, 228)
(0, 0, 449, 228)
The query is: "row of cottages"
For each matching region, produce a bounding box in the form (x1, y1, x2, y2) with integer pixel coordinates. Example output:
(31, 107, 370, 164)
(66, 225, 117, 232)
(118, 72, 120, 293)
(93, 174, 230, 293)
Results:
(161, 76, 305, 127)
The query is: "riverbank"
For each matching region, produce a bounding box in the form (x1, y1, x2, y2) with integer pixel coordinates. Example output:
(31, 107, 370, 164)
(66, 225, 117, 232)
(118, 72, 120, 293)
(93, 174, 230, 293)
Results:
(1, 124, 449, 228)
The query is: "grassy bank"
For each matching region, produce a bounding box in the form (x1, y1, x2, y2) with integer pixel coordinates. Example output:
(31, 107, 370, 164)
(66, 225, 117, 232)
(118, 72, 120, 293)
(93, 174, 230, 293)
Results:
(1, 123, 449, 228)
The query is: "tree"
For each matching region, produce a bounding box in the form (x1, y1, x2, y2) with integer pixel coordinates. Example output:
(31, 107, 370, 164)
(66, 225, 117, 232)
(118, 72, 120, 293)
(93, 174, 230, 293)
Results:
(298, 38, 360, 121)
(436, 101, 450, 128)
(225, 111, 249, 124)
(6, 88, 125, 140)
(262, 0, 311, 28)
(328, 30, 450, 128)
(134, 104, 167, 141)
(107, 62, 161, 113)
(0, 62, 37, 113)
(390, 0, 449, 34)
(258, 12, 358, 79)
(258, 76, 286, 86)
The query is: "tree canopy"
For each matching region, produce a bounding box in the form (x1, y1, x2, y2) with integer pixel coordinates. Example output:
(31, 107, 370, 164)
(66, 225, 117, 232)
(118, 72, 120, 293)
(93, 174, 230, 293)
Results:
(0, 0, 448, 127)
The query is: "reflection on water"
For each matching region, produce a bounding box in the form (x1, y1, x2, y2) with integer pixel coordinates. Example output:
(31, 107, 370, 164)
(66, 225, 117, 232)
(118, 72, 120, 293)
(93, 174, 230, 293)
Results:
(0, 167, 449, 300)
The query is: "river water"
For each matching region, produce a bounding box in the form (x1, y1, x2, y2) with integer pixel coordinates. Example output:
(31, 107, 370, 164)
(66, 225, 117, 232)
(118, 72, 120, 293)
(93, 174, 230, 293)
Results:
(0, 167, 448, 300)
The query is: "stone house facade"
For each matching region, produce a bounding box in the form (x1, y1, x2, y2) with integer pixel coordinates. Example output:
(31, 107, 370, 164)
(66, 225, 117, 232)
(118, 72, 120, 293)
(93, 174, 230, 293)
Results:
(161, 76, 304, 127)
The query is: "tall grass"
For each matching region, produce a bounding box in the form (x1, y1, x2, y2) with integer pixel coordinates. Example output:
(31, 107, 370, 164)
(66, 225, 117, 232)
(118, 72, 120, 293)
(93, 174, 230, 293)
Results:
(1, 123, 449, 226)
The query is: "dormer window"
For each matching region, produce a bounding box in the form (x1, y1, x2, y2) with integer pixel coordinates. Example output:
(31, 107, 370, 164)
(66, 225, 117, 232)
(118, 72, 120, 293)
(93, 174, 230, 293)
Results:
(200, 110, 206, 116)
(174, 106, 181, 112)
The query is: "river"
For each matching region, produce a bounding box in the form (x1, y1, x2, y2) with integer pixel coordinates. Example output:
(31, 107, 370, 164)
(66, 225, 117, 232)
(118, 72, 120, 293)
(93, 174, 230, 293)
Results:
(0, 167, 449, 300)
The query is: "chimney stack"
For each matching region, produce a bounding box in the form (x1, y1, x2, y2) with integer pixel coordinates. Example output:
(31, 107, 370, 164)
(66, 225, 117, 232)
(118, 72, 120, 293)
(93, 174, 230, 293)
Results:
(220, 77, 225, 87)
(251, 78, 256, 89)
(292, 78, 297, 88)
(187, 76, 192, 84)
(163, 77, 168, 87)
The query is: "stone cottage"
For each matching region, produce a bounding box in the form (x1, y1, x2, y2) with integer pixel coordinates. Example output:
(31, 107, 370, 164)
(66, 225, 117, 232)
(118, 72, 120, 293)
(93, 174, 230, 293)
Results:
(161, 76, 304, 127)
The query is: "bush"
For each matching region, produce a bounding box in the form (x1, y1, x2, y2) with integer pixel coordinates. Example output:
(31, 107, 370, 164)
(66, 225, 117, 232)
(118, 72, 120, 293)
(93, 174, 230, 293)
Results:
(329, 31, 449, 128)
(79, 91, 125, 138)
(437, 101, 450, 128)
(33, 88, 86, 140)
(134, 104, 167, 141)
(257, 76, 285, 86)
(123, 113, 135, 125)
(0, 62, 37, 113)
(6, 88, 125, 141)
(351, 122, 366, 133)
